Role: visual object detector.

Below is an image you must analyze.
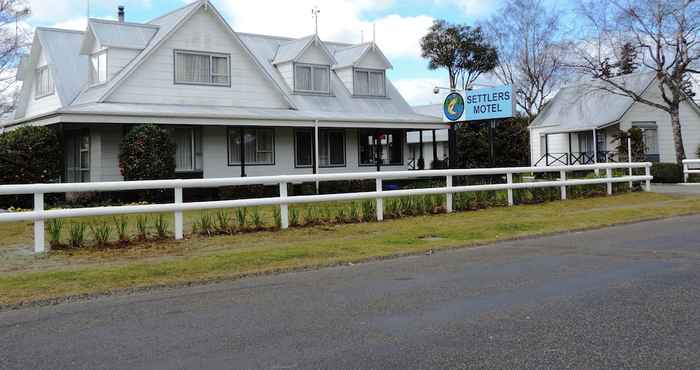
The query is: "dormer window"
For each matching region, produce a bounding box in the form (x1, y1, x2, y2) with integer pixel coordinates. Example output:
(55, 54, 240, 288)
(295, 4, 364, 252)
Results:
(354, 68, 385, 97)
(294, 63, 330, 94)
(174, 50, 230, 86)
(90, 50, 108, 85)
(35, 66, 54, 99)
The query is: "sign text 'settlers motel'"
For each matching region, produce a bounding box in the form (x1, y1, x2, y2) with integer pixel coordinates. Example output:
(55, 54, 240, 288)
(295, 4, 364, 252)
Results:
(466, 90, 512, 115)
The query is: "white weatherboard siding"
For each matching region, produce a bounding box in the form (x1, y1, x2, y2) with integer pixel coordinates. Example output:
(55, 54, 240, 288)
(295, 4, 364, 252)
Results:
(619, 89, 700, 162)
(108, 8, 290, 109)
(277, 62, 294, 93)
(201, 126, 409, 178)
(357, 50, 388, 70)
(25, 47, 61, 118)
(98, 125, 124, 181)
(297, 43, 333, 65)
(108, 48, 139, 81)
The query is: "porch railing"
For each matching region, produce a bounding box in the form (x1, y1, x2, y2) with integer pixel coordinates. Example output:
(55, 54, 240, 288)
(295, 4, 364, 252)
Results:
(535, 151, 619, 167)
(0, 162, 653, 254)
(683, 159, 700, 183)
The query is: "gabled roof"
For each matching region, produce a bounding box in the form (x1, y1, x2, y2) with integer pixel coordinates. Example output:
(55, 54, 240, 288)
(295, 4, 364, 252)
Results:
(73, 0, 297, 109)
(333, 42, 393, 70)
(530, 72, 656, 132)
(80, 19, 158, 53)
(272, 34, 338, 65)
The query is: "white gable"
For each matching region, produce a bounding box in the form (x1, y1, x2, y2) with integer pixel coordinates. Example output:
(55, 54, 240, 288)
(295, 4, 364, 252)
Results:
(107, 7, 290, 108)
(297, 42, 334, 65)
(356, 49, 391, 70)
(24, 45, 61, 117)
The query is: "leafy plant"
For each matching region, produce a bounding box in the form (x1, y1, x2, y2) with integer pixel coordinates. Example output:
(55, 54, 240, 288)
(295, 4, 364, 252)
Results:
(272, 208, 282, 229)
(236, 208, 248, 230)
(251, 208, 264, 229)
(153, 214, 169, 239)
(118, 124, 176, 181)
(335, 208, 348, 224)
(289, 208, 300, 227)
(90, 221, 113, 247)
(361, 200, 375, 222)
(348, 202, 360, 222)
(303, 206, 320, 226)
(46, 218, 64, 248)
(215, 210, 232, 234)
(68, 222, 87, 248)
(194, 212, 214, 236)
(113, 216, 129, 244)
(136, 215, 149, 241)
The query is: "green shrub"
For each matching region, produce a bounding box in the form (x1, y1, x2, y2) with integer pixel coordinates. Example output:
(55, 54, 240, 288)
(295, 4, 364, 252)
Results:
(272, 208, 282, 229)
(251, 208, 264, 229)
(153, 214, 169, 239)
(89, 221, 113, 247)
(118, 124, 176, 181)
(289, 208, 300, 227)
(136, 215, 149, 240)
(68, 222, 87, 248)
(193, 212, 214, 236)
(113, 216, 129, 244)
(361, 200, 375, 222)
(46, 219, 64, 248)
(651, 162, 683, 183)
(236, 208, 248, 230)
(215, 210, 232, 234)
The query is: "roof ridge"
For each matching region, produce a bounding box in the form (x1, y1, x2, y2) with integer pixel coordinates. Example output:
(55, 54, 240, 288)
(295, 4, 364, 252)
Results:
(238, 31, 354, 48)
(148, 0, 201, 24)
(35, 27, 84, 34)
(89, 18, 159, 29)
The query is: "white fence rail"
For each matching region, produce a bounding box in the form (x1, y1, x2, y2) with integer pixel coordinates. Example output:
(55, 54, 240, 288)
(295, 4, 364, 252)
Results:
(0, 162, 653, 253)
(683, 159, 700, 183)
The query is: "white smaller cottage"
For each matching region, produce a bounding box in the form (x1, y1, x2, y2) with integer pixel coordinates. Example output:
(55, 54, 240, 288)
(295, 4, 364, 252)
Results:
(529, 72, 700, 166)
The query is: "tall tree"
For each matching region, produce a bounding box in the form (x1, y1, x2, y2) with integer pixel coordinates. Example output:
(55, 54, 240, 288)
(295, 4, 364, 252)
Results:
(0, 0, 30, 114)
(571, 0, 700, 164)
(420, 20, 498, 90)
(482, 0, 566, 122)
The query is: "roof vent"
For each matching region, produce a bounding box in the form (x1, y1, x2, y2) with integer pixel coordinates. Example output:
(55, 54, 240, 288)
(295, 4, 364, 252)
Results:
(118, 6, 125, 23)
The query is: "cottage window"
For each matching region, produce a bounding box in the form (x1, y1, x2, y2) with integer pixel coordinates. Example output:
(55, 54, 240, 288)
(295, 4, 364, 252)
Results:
(35, 66, 54, 98)
(175, 50, 230, 86)
(359, 129, 403, 166)
(354, 69, 385, 97)
(319, 129, 345, 167)
(228, 128, 275, 165)
(65, 131, 90, 183)
(171, 127, 202, 172)
(633, 122, 660, 162)
(294, 63, 330, 93)
(90, 50, 108, 85)
(295, 129, 313, 168)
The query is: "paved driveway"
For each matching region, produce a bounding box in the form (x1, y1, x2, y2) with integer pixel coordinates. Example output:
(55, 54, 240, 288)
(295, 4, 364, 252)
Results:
(2, 215, 700, 369)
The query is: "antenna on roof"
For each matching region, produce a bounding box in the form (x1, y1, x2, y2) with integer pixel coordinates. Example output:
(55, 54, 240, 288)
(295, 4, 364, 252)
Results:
(312, 6, 320, 35)
(361, 30, 364, 43)
(372, 23, 376, 44)
(86, 0, 90, 19)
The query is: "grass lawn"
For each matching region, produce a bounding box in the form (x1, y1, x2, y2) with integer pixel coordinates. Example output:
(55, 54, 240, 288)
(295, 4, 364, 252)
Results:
(1, 192, 699, 308)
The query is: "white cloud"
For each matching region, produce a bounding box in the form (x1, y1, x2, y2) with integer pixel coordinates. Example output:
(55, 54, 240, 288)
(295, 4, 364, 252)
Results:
(52, 17, 87, 31)
(28, 0, 151, 25)
(219, 0, 433, 59)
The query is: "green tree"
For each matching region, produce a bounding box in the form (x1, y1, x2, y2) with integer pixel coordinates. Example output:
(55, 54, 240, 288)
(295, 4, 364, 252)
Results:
(118, 124, 176, 181)
(420, 20, 498, 90)
(0, 125, 62, 184)
(614, 42, 638, 76)
(613, 127, 645, 161)
(454, 117, 530, 168)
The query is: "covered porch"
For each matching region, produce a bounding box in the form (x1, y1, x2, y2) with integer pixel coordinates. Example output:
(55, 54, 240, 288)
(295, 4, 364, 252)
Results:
(534, 124, 620, 167)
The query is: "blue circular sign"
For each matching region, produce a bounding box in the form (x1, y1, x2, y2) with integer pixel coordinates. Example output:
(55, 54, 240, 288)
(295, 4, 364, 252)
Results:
(443, 92, 464, 121)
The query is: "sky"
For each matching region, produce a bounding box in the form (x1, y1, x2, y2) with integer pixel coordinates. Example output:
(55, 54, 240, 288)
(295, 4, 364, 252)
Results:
(24, 0, 516, 106)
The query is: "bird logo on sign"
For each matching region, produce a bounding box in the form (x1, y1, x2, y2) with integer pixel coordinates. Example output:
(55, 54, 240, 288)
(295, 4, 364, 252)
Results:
(443, 92, 464, 121)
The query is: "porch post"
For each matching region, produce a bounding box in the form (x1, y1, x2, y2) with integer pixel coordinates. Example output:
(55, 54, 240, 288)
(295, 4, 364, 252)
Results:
(374, 129, 381, 172)
(314, 121, 320, 193)
(593, 128, 599, 175)
(239, 128, 246, 177)
(544, 134, 549, 166)
(419, 130, 424, 170)
(568, 132, 572, 165)
(432, 129, 437, 169)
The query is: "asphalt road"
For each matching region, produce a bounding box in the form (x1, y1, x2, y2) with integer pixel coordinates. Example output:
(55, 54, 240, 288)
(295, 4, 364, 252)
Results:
(3, 215, 700, 369)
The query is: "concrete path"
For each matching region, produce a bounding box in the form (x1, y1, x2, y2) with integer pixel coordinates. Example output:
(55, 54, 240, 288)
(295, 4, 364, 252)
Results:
(3, 215, 700, 369)
(652, 183, 700, 195)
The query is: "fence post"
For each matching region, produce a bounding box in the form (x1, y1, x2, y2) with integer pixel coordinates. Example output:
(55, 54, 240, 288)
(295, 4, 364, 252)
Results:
(645, 165, 652, 192)
(174, 186, 183, 240)
(279, 182, 289, 229)
(34, 192, 45, 253)
(606, 168, 613, 195)
(628, 138, 633, 189)
(560, 170, 567, 200)
(376, 178, 383, 221)
(684, 162, 689, 183)
(506, 173, 514, 206)
(446, 175, 453, 213)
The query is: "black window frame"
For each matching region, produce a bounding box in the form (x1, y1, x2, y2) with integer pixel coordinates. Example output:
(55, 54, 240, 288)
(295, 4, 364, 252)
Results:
(358, 129, 404, 167)
(294, 128, 314, 168)
(226, 127, 276, 167)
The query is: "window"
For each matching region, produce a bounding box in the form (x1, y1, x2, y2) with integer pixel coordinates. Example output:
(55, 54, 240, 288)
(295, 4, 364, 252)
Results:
(295, 129, 313, 168)
(90, 50, 108, 85)
(359, 129, 404, 166)
(171, 127, 203, 172)
(228, 128, 275, 165)
(35, 66, 54, 98)
(319, 130, 345, 167)
(65, 131, 90, 183)
(175, 50, 230, 86)
(633, 122, 660, 162)
(294, 63, 330, 93)
(354, 69, 385, 97)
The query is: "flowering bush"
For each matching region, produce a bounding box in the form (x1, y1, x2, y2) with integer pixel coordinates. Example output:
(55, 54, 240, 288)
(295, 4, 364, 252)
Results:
(118, 124, 176, 181)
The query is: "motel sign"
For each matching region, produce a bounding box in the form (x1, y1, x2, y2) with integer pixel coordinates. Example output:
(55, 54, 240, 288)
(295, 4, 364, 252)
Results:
(443, 85, 515, 123)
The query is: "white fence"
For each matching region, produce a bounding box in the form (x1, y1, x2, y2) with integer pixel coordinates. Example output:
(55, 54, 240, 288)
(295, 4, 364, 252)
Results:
(683, 159, 700, 183)
(0, 162, 653, 253)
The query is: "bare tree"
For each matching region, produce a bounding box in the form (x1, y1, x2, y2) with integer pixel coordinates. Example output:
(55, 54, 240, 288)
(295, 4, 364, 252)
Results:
(0, 0, 30, 114)
(482, 0, 567, 122)
(571, 0, 700, 164)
